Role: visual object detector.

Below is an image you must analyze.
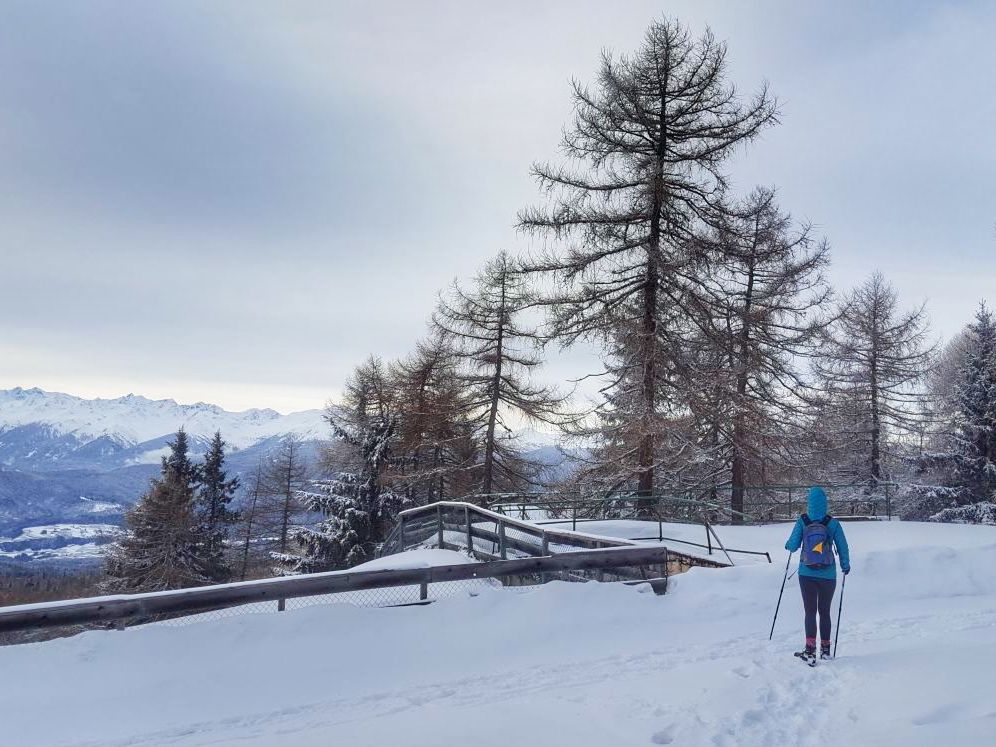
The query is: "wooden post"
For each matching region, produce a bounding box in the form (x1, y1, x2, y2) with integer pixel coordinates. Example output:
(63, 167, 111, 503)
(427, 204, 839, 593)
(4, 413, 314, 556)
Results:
(419, 581, 428, 601)
(541, 533, 550, 582)
(437, 505, 444, 549)
(399, 515, 406, 551)
(278, 599, 285, 612)
(465, 505, 472, 554)
(706, 523, 712, 555)
(572, 501, 577, 531)
(499, 519, 507, 560)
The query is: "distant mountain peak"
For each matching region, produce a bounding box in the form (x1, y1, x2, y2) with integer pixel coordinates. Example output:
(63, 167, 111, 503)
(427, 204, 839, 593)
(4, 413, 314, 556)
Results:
(0, 387, 327, 459)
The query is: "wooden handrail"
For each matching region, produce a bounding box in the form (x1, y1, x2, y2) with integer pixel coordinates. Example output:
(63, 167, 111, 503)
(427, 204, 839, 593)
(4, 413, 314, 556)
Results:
(0, 546, 669, 634)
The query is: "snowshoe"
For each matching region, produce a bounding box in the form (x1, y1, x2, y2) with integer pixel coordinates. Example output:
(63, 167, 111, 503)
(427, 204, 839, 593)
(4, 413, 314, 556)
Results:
(794, 649, 817, 667)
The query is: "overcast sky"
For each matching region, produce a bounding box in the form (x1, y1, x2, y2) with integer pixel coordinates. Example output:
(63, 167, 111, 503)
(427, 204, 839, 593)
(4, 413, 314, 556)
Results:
(1, 1, 994, 413)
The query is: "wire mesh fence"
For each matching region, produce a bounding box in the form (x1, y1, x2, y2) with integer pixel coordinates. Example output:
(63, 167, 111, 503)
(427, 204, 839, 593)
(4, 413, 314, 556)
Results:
(487, 483, 896, 527)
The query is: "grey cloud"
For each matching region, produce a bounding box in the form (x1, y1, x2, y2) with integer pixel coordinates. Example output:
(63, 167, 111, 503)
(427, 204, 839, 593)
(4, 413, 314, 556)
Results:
(0, 1, 994, 411)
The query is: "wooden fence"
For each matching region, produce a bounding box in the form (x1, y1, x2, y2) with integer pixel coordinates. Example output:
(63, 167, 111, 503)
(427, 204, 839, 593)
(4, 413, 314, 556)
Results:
(0, 546, 671, 635)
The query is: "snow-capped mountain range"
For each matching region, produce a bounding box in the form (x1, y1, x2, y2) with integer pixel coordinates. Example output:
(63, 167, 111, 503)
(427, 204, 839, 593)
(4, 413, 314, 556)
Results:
(0, 388, 330, 554)
(0, 387, 570, 565)
(0, 387, 327, 468)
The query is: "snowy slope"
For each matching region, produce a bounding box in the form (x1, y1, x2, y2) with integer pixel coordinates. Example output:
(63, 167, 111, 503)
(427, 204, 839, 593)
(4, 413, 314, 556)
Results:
(1, 521, 994, 746)
(0, 387, 327, 452)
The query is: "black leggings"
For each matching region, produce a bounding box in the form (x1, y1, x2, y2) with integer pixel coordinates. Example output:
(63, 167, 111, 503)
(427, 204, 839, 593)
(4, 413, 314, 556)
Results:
(799, 576, 836, 641)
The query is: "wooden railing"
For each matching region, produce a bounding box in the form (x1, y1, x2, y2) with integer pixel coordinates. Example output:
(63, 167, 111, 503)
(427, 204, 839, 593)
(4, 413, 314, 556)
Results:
(381, 501, 731, 569)
(0, 546, 671, 635)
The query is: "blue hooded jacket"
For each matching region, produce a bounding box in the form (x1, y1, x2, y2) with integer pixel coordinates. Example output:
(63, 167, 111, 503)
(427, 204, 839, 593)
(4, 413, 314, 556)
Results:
(784, 487, 850, 579)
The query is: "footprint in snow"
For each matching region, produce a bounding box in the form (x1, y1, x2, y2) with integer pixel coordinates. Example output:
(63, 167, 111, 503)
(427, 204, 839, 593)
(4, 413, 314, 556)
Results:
(651, 727, 675, 744)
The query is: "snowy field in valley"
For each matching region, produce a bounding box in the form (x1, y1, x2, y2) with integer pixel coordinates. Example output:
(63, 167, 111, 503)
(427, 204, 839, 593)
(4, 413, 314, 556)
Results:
(0, 522, 123, 561)
(1, 521, 995, 746)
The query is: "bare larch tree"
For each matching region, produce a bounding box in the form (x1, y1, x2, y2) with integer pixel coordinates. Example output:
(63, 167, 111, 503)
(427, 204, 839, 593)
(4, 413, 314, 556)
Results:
(697, 187, 831, 518)
(814, 272, 934, 489)
(518, 18, 777, 501)
(433, 251, 564, 498)
(389, 333, 473, 503)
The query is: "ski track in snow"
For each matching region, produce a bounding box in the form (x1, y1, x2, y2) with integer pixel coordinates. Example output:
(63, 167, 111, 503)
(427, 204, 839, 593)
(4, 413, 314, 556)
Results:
(66, 605, 996, 747)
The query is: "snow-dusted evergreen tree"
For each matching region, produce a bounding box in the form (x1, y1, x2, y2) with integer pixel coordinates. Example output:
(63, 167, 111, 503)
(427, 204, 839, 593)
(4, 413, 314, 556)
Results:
(518, 17, 777, 501)
(195, 430, 239, 582)
(105, 429, 214, 591)
(278, 415, 403, 572)
(947, 305, 996, 500)
(813, 273, 934, 490)
(434, 251, 565, 498)
(904, 304, 996, 520)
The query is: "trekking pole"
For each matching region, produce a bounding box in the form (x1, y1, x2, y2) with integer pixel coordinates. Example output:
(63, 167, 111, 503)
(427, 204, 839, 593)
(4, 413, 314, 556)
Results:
(768, 551, 793, 641)
(833, 573, 847, 657)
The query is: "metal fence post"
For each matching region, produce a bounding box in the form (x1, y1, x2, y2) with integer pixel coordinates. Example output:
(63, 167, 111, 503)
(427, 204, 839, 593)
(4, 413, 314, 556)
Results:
(706, 523, 712, 555)
(572, 501, 577, 531)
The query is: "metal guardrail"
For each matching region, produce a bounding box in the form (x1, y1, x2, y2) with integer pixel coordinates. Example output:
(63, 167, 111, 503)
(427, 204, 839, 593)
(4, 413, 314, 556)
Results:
(381, 501, 731, 571)
(0, 546, 672, 635)
(478, 483, 897, 523)
(479, 501, 770, 564)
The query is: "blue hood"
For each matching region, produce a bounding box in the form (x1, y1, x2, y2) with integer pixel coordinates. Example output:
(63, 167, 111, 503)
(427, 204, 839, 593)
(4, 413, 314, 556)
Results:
(807, 486, 828, 520)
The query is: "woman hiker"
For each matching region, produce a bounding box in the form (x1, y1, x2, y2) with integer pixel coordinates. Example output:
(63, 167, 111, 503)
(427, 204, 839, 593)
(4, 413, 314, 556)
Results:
(784, 486, 850, 662)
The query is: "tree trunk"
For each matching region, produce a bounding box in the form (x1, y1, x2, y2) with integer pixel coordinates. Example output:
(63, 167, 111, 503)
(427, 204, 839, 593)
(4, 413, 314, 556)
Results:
(239, 468, 260, 580)
(482, 274, 506, 498)
(730, 255, 757, 524)
(869, 290, 881, 492)
(279, 466, 292, 555)
(636, 105, 667, 516)
(870, 350, 881, 490)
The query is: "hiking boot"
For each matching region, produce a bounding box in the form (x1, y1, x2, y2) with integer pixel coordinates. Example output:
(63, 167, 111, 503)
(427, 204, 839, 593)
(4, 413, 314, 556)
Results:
(820, 642, 832, 660)
(794, 641, 816, 657)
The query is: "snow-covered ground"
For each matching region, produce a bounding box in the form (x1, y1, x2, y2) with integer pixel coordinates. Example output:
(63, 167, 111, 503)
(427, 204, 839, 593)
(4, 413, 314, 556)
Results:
(0, 522, 122, 561)
(2, 521, 995, 746)
(2, 523, 122, 542)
